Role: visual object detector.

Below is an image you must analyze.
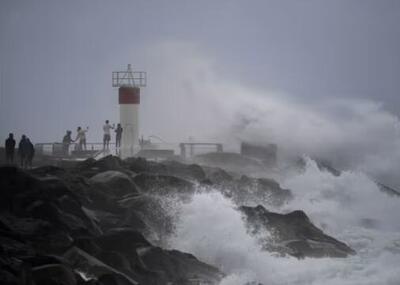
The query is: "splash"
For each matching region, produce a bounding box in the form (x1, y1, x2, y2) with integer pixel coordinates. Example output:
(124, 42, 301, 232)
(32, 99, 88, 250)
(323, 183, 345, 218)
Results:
(168, 159, 400, 285)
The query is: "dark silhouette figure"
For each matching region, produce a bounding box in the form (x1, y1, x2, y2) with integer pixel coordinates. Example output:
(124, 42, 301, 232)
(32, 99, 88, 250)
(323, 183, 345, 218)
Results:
(115, 123, 123, 148)
(18, 135, 29, 168)
(26, 138, 35, 168)
(62, 130, 73, 156)
(5, 133, 16, 164)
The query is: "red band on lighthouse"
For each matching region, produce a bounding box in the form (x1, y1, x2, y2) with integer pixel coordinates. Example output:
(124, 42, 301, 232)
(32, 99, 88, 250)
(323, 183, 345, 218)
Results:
(119, 87, 140, 104)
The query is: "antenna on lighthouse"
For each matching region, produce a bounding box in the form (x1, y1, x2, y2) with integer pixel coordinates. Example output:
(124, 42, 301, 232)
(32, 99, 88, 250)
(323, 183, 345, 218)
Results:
(112, 64, 146, 158)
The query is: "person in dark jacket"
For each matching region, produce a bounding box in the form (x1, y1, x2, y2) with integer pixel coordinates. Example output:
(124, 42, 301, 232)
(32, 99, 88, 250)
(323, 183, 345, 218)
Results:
(18, 135, 29, 168)
(62, 130, 73, 156)
(115, 123, 123, 148)
(5, 133, 16, 164)
(26, 138, 35, 168)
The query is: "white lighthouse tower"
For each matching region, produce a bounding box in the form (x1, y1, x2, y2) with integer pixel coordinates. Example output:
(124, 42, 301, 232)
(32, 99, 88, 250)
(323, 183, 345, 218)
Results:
(112, 64, 146, 158)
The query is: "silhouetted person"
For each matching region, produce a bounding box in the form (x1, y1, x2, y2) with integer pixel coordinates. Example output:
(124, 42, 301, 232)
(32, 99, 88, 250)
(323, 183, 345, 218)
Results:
(62, 130, 73, 156)
(18, 135, 29, 168)
(26, 138, 35, 169)
(5, 133, 16, 164)
(75, 126, 88, 151)
(103, 120, 114, 150)
(115, 123, 123, 148)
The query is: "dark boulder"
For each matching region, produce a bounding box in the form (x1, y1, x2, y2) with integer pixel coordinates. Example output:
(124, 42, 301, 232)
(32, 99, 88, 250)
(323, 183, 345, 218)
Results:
(139, 247, 223, 284)
(89, 171, 140, 197)
(132, 173, 194, 196)
(63, 247, 140, 285)
(240, 205, 356, 258)
(205, 167, 234, 185)
(125, 157, 206, 182)
(118, 195, 177, 243)
(32, 263, 76, 285)
(161, 161, 206, 182)
(74, 156, 126, 178)
(210, 173, 292, 207)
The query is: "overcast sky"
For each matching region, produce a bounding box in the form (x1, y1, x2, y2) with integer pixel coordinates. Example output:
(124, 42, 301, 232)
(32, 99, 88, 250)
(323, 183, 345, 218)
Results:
(1, 0, 400, 145)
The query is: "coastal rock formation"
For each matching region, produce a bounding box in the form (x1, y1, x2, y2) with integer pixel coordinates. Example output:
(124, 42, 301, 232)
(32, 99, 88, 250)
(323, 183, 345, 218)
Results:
(240, 205, 356, 258)
(0, 166, 222, 285)
(204, 167, 292, 207)
(89, 170, 140, 197)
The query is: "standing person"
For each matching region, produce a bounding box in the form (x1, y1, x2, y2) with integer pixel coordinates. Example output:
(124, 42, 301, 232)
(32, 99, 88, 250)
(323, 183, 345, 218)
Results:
(115, 123, 123, 148)
(26, 138, 35, 169)
(62, 130, 73, 156)
(5, 133, 16, 164)
(18, 135, 29, 168)
(75, 126, 89, 151)
(103, 120, 114, 150)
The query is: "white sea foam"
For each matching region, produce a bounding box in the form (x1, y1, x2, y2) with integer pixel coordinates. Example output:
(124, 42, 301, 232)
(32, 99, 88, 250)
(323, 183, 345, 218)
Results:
(168, 158, 400, 285)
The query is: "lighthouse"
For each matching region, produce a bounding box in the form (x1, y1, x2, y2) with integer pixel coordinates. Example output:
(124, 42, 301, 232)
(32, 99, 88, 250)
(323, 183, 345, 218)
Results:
(112, 64, 146, 157)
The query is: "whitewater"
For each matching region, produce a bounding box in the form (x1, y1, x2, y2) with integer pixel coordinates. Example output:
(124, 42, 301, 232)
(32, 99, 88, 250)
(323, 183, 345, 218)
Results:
(168, 158, 400, 285)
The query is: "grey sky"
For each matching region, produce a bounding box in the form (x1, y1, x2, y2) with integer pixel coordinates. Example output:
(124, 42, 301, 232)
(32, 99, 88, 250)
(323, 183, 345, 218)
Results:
(1, 0, 400, 144)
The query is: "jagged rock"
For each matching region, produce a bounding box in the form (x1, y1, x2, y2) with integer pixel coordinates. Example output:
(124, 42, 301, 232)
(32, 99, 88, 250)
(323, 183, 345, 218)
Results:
(95, 228, 151, 254)
(125, 157, 206, 182)
(89, 171, 140, 197)
(0, 163, 224, 285)
(74, 156, 129, 178)
(118, 195, 177, 243)
(209, 173, 292, 207)
(161, 161, 206, 181)
(32, 263, 77, 285)
(139, 246, 223, 284)
(240, 205, 356, 258)
(132, 173, 195, 196)
(63, 247, 140, 285)
(30, 165, 67, 177)
(205, 167, 234, 185)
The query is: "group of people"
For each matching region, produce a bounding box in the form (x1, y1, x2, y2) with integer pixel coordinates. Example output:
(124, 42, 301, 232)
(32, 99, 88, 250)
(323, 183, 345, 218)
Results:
(3, 120, 124, 167)
(5, 133, 35, 168)
(62, 126, 89, 154)
(61, 120, 123, 156)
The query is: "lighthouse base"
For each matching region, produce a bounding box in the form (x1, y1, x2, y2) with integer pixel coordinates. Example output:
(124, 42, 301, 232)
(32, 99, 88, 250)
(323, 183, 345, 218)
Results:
(119, 104, 139, 158)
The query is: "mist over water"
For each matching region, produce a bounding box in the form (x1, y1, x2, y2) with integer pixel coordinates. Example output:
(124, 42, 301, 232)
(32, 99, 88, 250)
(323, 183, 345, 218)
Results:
(140, 42, 400, 188)
(168, 159, 400, 285)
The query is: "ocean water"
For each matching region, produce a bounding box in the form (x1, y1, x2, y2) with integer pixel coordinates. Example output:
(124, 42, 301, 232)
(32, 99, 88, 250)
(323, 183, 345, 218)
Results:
(168, 158, 400, 285)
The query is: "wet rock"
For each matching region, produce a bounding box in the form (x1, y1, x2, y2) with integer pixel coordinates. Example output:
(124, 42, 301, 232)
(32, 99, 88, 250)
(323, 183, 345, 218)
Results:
(63, 247, 139, 285)
(205, 167, 234, 185)
(139, 247, 223, 284)
(0, 161, 224, 285)
(161, 161, 206, 181)
(97, 273, 139, 285)
(32, 263, 76, 285)
(74, 156, 126, 178)
(89, 171, 140, 197)
(209, 173, 292, 207)
(133, 173, 195, 196)
(125, 157, 206, 182)
(240, 205, 356, 258)
(118, 195, 177, 243)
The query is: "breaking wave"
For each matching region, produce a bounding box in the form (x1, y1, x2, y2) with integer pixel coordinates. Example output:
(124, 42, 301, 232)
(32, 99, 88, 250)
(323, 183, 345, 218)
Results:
(168, 158, 400, 285)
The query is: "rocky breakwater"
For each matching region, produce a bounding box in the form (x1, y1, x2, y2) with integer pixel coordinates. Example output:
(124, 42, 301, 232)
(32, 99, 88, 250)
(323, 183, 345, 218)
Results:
(0, 156, 223, 285)
(0, 155, 358, 284)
